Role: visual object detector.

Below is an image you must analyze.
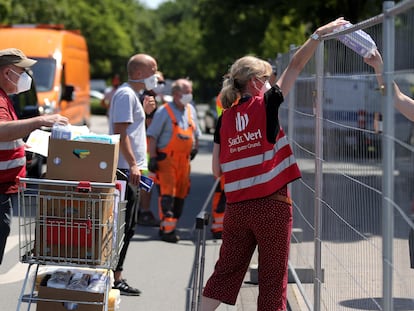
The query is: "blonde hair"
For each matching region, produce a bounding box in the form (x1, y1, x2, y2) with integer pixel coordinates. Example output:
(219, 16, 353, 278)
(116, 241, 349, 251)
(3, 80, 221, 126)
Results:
(220, 56, 272, 109)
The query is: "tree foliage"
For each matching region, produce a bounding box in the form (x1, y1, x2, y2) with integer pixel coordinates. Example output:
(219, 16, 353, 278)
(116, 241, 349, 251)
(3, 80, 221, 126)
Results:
(0, 0, 390, 101)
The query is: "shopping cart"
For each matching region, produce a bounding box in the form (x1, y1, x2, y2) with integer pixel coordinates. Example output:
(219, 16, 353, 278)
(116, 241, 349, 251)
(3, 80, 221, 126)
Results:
(16, 177, 126, 311)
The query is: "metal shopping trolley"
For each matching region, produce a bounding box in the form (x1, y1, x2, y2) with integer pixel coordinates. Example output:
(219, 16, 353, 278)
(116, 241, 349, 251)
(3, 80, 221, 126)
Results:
(16, 177, 126, 311)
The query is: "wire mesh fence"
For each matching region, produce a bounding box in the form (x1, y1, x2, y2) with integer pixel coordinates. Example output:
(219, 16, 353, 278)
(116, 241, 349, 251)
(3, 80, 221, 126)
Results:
(279, 1, 414, 310)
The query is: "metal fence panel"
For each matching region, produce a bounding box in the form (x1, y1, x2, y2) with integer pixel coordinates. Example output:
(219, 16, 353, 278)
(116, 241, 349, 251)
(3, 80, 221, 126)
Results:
(282, 1, 414, 310)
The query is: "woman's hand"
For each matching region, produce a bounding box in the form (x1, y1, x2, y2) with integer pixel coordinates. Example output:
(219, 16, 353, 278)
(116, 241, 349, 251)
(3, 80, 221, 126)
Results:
(364, 49, 383, 73)
(314, 17, 349, 37)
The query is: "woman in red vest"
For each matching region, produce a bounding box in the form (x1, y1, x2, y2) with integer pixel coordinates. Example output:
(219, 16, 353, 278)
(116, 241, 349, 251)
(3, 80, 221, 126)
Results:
(201, 18, 348, 311)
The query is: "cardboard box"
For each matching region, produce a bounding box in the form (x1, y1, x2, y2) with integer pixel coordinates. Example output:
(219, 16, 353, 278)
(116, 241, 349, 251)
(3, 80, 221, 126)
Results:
(46, 138, 119, 183)
(37, 274, 104, 311)
(38, 185, 114, 221)
(35, 186, 115, 266)
(36, 221, 113, 266)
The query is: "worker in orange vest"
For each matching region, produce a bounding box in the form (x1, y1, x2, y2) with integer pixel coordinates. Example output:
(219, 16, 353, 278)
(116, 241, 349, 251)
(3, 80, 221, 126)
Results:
(147, 78, 201, 243)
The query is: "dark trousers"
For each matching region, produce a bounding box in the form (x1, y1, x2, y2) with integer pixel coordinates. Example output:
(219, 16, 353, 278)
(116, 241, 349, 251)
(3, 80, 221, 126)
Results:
(115, 170, 140, 272)
(0, 193, 16, 265)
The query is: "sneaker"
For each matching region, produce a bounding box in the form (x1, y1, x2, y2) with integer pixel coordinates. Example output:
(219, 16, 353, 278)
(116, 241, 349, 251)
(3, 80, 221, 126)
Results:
(161, 231, 180, 243)
(138, 211, 160, 227)
(113, 279, 141, 296)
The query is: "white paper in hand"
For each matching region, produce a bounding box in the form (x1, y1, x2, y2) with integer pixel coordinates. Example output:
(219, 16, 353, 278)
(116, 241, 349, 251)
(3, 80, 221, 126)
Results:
(25, 129, 51, 157)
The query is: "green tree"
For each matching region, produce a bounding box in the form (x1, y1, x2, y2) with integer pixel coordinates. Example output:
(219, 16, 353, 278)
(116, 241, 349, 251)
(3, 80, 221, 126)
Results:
(0, 0, 12, 22)
(0, 0, 390, 101)
(261, 12, 308, 58)
(143, 0, 205, 95)
(3, 0, 150, 79)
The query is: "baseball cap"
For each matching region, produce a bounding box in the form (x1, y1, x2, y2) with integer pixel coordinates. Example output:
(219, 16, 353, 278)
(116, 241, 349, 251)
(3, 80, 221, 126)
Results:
(0, 48, 37, 68)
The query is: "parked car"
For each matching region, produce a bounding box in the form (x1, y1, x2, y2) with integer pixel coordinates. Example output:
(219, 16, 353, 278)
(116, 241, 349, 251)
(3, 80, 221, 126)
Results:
(89, 89, 106, 115)
(90, 89, 104, 101)
(90, 79, 107, 94)
(204, 104, 218, 134)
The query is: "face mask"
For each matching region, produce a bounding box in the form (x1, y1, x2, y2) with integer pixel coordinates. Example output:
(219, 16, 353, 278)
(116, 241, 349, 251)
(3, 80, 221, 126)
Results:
(152, 83, 165, 95)
(253, 78, 271, 97)
(129, 74, 158, 90)
(180, 93, 193, 105)
(260, 81, 271, 96)
(9, 69, 32, 94)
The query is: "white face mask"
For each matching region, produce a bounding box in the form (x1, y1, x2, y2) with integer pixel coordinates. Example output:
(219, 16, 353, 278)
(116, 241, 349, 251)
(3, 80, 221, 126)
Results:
(9, 69, 32, 94)
(152, 83, 165, 95)
(253, 78, 271, 97)
(129, 74, 158, 90)
(261, 81, 271, 96)
(180, 93, 193, 105)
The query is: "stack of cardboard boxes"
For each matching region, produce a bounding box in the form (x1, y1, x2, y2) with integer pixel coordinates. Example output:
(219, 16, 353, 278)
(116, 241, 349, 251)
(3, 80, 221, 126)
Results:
(36, 136, 120, 311)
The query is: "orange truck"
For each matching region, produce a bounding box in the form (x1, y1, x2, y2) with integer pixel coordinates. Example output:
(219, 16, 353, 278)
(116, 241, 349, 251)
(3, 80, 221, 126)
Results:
(0, 24, 91, 125)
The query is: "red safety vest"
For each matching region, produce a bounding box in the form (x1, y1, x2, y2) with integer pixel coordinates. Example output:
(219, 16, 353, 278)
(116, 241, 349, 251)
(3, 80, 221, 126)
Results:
(0, 90, 26, 194)
(219, 96, 301, 203)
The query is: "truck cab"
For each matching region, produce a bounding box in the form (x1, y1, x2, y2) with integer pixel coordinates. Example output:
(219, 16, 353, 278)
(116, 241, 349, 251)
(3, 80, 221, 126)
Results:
(0, 24, 91, 126)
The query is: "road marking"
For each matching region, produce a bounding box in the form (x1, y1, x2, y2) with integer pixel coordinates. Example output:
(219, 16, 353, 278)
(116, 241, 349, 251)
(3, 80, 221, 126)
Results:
(4, 234, 19, 253)
(0, 261, 27, 284)
(0, 235, 28, 284)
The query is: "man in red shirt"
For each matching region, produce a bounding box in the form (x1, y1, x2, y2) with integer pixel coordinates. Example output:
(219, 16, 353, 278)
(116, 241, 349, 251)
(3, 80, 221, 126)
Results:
(0, 48, 68, 264)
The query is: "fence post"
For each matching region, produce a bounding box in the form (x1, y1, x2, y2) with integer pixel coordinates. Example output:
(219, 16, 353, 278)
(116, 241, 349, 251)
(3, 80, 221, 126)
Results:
(382, 1, 395, 311)
(287, 45, 296, 145)
(313, 41, 324, 311)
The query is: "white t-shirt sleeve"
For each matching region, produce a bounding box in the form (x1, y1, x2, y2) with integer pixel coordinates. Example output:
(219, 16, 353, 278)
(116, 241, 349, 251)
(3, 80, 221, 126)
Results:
(112, 90, 134, 124)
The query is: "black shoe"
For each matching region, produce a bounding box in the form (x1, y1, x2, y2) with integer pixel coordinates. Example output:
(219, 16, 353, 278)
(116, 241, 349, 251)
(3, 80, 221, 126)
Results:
(212, 231, 222, 240)
(138, 211, 160, 227)
(113, 279, 141, 296)
(161, 231, 180, 243)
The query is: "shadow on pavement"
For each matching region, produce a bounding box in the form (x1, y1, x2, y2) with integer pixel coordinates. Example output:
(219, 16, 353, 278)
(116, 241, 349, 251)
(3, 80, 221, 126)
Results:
(339, 297, 414, 310)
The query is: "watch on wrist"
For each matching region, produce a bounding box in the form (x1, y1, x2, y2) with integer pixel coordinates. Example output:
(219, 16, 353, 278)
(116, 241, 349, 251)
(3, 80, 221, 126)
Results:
(310, 32, 321, 41)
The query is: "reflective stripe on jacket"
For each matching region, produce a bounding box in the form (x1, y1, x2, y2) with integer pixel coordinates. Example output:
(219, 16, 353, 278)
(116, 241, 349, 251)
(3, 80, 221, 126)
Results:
(219, 96, 301, 203)
(158, 103, 194, 156)
(160, 216, 177, 234)
(0, 91, 26, 194)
